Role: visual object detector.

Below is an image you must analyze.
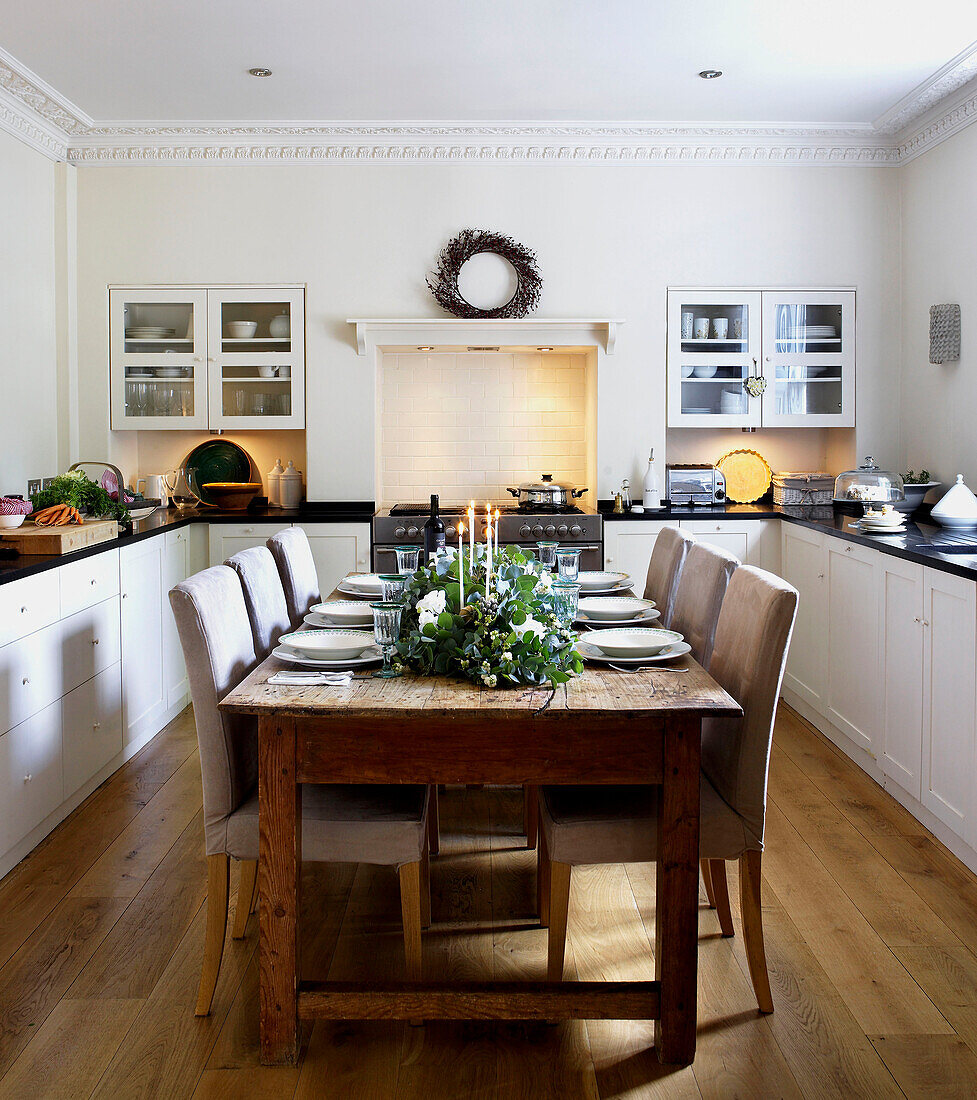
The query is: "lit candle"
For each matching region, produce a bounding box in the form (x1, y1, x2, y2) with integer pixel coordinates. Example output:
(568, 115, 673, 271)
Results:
(485, 513, 492, 600)
(458, 523, 465, 608)
(468, 501, 475, 562)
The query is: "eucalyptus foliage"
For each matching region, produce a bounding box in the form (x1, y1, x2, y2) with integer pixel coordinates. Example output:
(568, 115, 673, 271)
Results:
(395, 544, 582, 687)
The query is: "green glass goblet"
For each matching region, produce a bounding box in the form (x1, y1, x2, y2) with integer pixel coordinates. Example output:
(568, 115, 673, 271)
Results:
(551, 580, 582, 626)
(379, 573, 409, 602)
(370, 601, 403, 678)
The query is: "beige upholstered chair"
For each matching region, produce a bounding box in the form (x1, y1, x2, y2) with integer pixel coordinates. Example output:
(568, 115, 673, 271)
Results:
(225, 546, 292, 659)
(537, 566, 798, 1013)
(669, 542, 739, 667)
(643, 526, 695, 626)
(169, 566, 431, 1017)
(267, 526, 321, 627)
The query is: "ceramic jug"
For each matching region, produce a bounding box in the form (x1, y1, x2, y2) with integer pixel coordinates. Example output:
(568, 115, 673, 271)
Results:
(137, 474, 169, 504)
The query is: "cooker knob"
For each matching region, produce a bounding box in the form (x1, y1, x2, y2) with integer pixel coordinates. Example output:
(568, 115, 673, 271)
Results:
(545, 524, 557, 536)
(394, 526, 406, 538)
(406, 526, 419, 538)
(557, 524, 569, 537)
(532, 524, 544, 537)
(570, 524, 582, 536)
(446, 525, 456, 537)
(519, 524, 532, 538)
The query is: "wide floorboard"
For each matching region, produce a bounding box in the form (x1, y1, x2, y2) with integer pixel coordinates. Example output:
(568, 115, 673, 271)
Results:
(1, 704, 976, 1097)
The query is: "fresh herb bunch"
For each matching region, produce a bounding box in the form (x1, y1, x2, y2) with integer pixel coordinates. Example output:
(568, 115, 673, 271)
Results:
(904, 469, 933, 485)
(395, 545, 582, 687)
(31, 470, 130, 522)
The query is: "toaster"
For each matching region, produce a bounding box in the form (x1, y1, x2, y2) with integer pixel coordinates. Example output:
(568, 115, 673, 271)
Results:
(665, 464, 727, 506)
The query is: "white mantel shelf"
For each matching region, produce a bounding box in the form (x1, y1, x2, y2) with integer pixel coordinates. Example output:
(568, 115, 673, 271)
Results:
(348, 318, 623, 355)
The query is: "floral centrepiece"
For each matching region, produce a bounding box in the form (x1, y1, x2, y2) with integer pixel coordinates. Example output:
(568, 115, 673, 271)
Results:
(396, 545, 583, 687)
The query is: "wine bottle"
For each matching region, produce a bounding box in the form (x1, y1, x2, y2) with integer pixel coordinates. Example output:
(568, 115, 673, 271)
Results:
(642, 448, 662, 511)
(423, 493, 446, 563)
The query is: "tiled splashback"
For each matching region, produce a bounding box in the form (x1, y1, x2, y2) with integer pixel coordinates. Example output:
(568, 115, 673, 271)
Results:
(378, 351, 594, 502)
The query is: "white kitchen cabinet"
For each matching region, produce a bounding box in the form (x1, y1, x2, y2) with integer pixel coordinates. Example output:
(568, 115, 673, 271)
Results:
(677, 518, 780, 570)
(110, 285, 305, 431)
(780, 524, 828, 711)
(0, 571, 60, 649)
(59, 550, 120, 618)
(298, 523, 372, 596)
(603, 521, 673, 593)
(62, 662, 123, 796)
(880, 557, 925, 798)
(0, 623, 65, 737)
(209, 522, 290, 567)
(825, 540, 879, 755)
(668, 287, 854, 429)
(0, 699, 62, 854)
(61, 595, 122, 697)
(922, 569, 977, 842)
(120, 538, 166, 746)
(162, 528, 190, 709)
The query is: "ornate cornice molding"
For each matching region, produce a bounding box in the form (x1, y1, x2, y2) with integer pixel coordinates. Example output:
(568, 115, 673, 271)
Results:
(875, 40, 977, 134)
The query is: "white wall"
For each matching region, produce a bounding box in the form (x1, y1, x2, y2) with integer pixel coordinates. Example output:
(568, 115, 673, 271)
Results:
(0, 129, 59, 496)
(73, 162, 901, 500)
(901, 124, 977, 489)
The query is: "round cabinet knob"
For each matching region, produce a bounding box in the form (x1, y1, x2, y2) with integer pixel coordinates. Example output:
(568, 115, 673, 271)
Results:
(557, 524, 569, 536)
(446, 525, 456, 537)
(532, 524, 544, 537)
(22, 677, 29, 686)
(544, 524, 557, 536)
(406, 526, 419, 538)
(23, 774, 31, 784)
(90, 578, 97, 586)
(92, 638, 100, 646)
(606, 556, 614, 563)
(243, 527, 254, 534)
(394, 526, 406, 538)
(570, 524, 582, 536)
(519, 524, 532, 538)
(93, 722, 101, 730)
(20, 606, 27, 614)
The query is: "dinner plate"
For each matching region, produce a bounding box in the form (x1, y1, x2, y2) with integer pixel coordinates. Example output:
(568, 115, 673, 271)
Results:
(337, 579, 381, 599)
(578, 627, 684, 658)
(272, 643, 382, 668)
(574, 639, 692, 665)
(304, 612, 366, 629)
(308, 599, 376, 626)
(578, 581, 635, 597)
(577, 570, 631, 592)
(576, 607, 661, 627)
(343, 572, 385, 594)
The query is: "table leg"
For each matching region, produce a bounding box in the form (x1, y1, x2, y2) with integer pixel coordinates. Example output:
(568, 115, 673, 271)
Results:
(259, 714, 301, 1066)
(654, 714, 701, 1065)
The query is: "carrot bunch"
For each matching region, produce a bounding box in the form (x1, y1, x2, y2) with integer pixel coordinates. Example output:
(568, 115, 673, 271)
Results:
(32, 504, 84, 527)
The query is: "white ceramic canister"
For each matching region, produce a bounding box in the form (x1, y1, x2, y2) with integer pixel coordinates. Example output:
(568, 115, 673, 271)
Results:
(266, 458, 284, 507)
(279, 460, 303, 510)
(269, 312, 291, 339)
(931, 474, 977, 528)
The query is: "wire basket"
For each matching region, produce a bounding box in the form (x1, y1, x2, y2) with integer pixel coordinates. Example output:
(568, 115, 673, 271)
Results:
(772, 472, 834, 507)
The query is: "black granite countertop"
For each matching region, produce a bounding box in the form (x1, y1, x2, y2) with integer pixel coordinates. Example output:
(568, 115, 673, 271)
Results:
(0, 502, 375, 586)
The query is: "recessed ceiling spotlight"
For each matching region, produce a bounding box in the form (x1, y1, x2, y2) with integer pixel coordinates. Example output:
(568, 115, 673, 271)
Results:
(249, 67, 273, 78)
(537, 346, 554, 352)
(698, 69, 723, 79)
(417, 345, 435, 351)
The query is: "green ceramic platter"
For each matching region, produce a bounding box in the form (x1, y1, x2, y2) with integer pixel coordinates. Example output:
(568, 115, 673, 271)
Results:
(184, 440, 255, 506)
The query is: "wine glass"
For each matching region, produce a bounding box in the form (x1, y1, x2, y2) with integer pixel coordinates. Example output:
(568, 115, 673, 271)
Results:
(370, 601, 403, 678)
(393, 545, 421, 574)
(536, 541, 558, 570)
(379, 574, 409, 601)
(556, 548, 582, 581)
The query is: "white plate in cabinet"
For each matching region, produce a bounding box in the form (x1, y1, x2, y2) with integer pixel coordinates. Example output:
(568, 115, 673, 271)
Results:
(62, 662, 123, 796)
(0, 699, 62, 854)
(59, 550, 120, 618)
(880, 557, 925, 799)
(0, 572, 61, 649)
(61, 595, 122, 697)
(208, 522, 290, 566)
(0, 623, 65, 736)
(780, 524, 828, 711)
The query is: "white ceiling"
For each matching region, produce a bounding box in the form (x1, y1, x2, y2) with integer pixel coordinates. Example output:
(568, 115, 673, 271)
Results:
(2, 0, 977, 125)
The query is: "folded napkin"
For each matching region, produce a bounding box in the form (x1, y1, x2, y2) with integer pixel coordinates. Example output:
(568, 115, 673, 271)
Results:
(267, 671, 353, 686)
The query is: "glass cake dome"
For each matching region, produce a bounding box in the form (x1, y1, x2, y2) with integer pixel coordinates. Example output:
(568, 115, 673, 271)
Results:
(834, 457, 905, 508)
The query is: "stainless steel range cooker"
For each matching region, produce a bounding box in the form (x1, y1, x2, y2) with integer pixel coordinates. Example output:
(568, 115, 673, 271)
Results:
(372, 501, 604, 572)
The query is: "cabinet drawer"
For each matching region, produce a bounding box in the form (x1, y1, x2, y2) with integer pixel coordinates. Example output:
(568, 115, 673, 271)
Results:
(0, 623, 65, 736)
(62, 662, 123, 796)
(60, 550, 120, 618)
(0, 699, 63, 855)
(61, 596, 122, 696)
(0, 572, 61, 648)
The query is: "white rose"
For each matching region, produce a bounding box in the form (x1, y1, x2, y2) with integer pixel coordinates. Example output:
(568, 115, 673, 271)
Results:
(415, 589, 447, 618)
(418, 609, 437, 632)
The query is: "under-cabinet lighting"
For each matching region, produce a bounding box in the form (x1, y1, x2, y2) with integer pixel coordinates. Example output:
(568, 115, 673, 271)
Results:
(537, 346, 554, 352)
(417, 345, 435, 351)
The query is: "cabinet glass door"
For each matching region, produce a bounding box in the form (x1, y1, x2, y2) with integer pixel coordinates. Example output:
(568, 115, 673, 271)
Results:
(208, 289, 305, 430)
(667, 290, 762, 428)
(110, 289, 209, 430)
(760, 291, 855, 427)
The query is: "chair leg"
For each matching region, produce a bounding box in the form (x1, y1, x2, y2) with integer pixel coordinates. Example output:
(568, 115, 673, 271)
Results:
(399, 860, 424, 982)
(420, 843, 432, 929)
(195, 853, 229, 1016)
(708, 859, 735, 937)
(249, 868, 259, 915)
(524, 784, 539, 850)
(546, 860, 572, 982)
(739, 850, 774, 1013)
(232, 859, 257, 939)
(701, 859, 716, 908)
(537, 824, 551, 926)
(427, 785, 440, 856)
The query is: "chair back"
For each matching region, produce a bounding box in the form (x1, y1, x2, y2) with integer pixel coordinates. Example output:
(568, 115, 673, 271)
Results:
(267, 526, 321, 626)
(168, 566, 259, 856)
(701, 566, 798, 849)
(226, 546, 291, 659)
(643, 526, 695, 626)
(669, 542, 739, 667)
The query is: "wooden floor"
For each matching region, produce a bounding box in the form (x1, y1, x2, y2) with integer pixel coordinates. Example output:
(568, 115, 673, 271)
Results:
(2, 707, 977, 1098)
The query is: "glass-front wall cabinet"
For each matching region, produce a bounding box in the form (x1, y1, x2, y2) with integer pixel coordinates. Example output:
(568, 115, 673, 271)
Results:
(110, 286, 305, 430)
(667, 288, 854, 429)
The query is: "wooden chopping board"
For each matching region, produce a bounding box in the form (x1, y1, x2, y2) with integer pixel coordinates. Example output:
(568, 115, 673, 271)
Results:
(0, 519, 118, 555)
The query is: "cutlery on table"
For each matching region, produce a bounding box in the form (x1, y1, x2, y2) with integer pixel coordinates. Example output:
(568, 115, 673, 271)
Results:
(607, 664, 690, 674)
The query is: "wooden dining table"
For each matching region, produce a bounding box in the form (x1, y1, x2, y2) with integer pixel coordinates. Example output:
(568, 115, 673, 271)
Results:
(219, 620, 740, 1068)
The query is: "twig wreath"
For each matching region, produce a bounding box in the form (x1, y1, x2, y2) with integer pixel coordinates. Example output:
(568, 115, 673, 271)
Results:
(427, 229, 542, 319)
